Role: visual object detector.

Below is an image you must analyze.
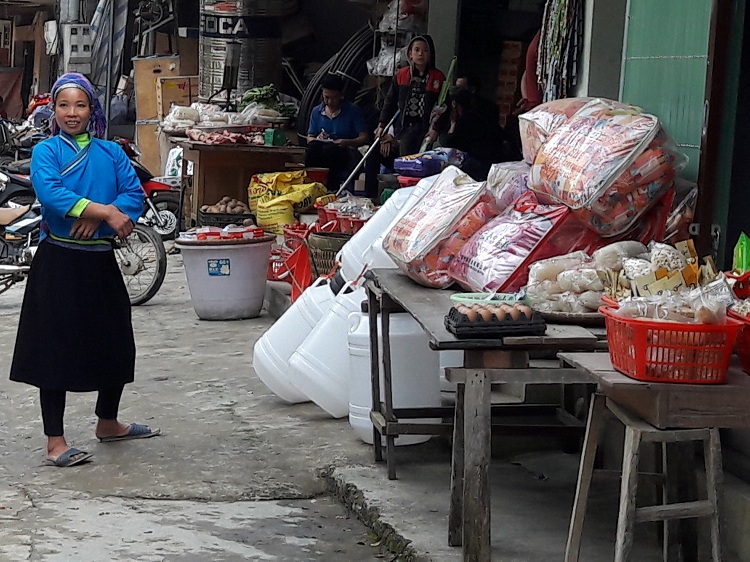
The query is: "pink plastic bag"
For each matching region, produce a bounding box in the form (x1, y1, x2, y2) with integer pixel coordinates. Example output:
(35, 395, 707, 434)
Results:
(448, 192, 601, 293)
(486, 161, 530, 213)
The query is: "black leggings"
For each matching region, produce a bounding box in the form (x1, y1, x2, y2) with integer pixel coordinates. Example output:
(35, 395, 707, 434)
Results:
(40, 387, 124, 437)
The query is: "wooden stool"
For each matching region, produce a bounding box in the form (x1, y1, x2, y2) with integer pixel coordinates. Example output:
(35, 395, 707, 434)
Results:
(565, 393, 723, 562)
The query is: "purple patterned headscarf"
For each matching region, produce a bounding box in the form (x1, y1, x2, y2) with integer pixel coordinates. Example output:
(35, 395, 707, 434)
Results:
(50, 73, 107, 138)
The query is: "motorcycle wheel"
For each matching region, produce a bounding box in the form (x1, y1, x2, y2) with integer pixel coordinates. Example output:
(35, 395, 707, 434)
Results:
(115, 223, 167, 306)
(143, 191, 180, 240)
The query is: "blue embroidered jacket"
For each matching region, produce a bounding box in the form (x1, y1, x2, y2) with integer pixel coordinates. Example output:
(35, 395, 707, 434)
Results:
(30, 133, 144, 241)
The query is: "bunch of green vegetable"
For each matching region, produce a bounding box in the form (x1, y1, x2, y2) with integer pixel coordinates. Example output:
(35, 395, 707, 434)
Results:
(237, 84, 298, 120)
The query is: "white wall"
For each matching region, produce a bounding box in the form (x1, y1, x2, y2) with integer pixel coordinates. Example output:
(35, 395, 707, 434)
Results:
(427, 0, 460, 76)
(573, 0, 627, 99)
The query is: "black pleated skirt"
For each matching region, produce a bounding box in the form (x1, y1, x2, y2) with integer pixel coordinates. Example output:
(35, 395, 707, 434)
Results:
(9, 238, 136, 391)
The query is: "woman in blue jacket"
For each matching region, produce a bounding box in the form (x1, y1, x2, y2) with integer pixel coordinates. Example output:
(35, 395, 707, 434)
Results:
(9, 73, 160, 468)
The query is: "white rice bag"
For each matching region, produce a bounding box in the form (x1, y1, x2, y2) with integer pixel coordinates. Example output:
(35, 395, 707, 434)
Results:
(592, 241, 648, 271)
(528, 251, 590, 284)
(622, 258, 653, 279)
(580, 291, 604, 311)
(649, 242, 687, 272)
(557, 268, 604, 293)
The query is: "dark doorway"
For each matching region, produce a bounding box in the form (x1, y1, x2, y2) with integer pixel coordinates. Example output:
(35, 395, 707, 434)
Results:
(20, 41, 33, 113)
(724, 4, 750, 267)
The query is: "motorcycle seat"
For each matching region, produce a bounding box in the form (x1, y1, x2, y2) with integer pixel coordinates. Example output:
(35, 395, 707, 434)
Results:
(0, 205, 31, 227)
(6, 172, 32, 188)
(7, 162, 31, 175)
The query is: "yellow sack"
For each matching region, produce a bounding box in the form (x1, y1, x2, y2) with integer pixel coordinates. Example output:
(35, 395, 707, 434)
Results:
(285, 182, 328, 213)
(247, 170, 307, 213)
(256, 194, 295, 234)
(255, 182, 328, 234)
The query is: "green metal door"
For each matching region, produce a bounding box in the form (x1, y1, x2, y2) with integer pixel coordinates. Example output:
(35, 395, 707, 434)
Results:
(619, 0, 713, 182)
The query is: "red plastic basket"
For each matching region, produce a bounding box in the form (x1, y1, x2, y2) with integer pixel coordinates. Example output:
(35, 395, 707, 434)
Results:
(727, 310, 750, 374)
(726, 271, 750, 299)
(338, 215, 368, 234)
(600, 306, 742, 384)
(282, 225, 309, 250)
(397, 175, 421, 188)
(268, 248, 292, 282)
(316, 204, 338, 224)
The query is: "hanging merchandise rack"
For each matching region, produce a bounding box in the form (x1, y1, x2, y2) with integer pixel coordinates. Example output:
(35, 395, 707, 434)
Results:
(537, 0, 585, 102)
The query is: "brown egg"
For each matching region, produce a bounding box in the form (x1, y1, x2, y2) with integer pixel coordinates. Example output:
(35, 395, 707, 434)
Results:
(478, 306, 493, 322)
(508, 306, 522, 321)
(498, 304, 513, 321)
(465, 309, 479, 322)
(487, 305, 503, 320)
(456, 304, 468, 315)
(515, 304, 532, 319)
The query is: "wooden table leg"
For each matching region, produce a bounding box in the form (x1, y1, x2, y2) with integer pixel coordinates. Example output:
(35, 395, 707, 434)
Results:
(368, 289, 383, 462)
(565, 392, 606, 562)
(662, 442, 699, 562)
(381, 296, 398, 480)
(615, 425, 643, 562)
(463, 369, 491, 562)
(705, 429, 724, 562)
(449, 382, 466, 547)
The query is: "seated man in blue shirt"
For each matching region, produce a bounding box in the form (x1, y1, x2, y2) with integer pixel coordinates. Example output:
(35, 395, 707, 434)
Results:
(306, 74, 369, 192)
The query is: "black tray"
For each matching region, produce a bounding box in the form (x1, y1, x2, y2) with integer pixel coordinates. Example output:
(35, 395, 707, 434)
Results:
(444, 306, 547, 338)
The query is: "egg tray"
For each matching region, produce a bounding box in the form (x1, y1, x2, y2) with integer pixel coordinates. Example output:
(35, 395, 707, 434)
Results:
(444, 307, 547, 339)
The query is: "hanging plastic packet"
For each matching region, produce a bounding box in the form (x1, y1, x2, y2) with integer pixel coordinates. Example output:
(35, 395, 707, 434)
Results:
(733, 232, 750, 274)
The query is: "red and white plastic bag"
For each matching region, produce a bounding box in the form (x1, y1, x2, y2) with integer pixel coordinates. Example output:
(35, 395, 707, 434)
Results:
(383, 166, 500, 288)
(529, 99, 686, 238)
(448, 192, 601, 293)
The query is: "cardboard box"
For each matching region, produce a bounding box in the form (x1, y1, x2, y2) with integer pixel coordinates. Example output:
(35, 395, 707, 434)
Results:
(133, 55, 181, 121)
(156, 76, 199, 119)
(135, 121, 161, 176)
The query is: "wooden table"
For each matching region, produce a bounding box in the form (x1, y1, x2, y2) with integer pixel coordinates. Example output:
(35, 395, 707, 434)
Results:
(559, 352, 750, 562)
(365, 269, 600, 561)
(173, 139, 306, 227)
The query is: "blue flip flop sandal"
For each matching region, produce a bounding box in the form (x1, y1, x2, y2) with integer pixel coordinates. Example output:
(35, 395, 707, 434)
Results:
(99, 423, 161, 443)
(43, 448, 93, 467)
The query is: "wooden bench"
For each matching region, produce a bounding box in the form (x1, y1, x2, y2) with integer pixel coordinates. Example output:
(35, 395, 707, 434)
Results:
(560, 352, 750, 562)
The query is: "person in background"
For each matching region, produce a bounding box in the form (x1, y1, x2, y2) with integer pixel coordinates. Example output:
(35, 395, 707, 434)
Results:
(455, 73, 500, 126)
(516, 29, 544, 114)
(442, 87, 504, 181)
(0, 95, 8, 120)
(9, 73, 160, 468)
(306, 74, 370, 193)
(376, 34, 445, 160)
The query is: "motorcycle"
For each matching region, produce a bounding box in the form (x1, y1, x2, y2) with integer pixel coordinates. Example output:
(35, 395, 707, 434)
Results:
(0, 120, 47, 164)
(0, 170, 167, 305)
(115, 138, 181, 240)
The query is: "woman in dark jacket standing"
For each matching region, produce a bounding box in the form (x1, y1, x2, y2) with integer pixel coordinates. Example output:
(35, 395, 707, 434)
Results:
(9, 73, 160, 468)
(376, 34, 445, 159)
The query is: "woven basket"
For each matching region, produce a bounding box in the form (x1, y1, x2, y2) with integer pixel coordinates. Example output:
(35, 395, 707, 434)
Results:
(307, 232, 352, 277)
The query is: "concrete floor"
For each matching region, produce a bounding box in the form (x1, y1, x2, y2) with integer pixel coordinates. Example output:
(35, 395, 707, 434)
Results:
(0, 252, 691, 561)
